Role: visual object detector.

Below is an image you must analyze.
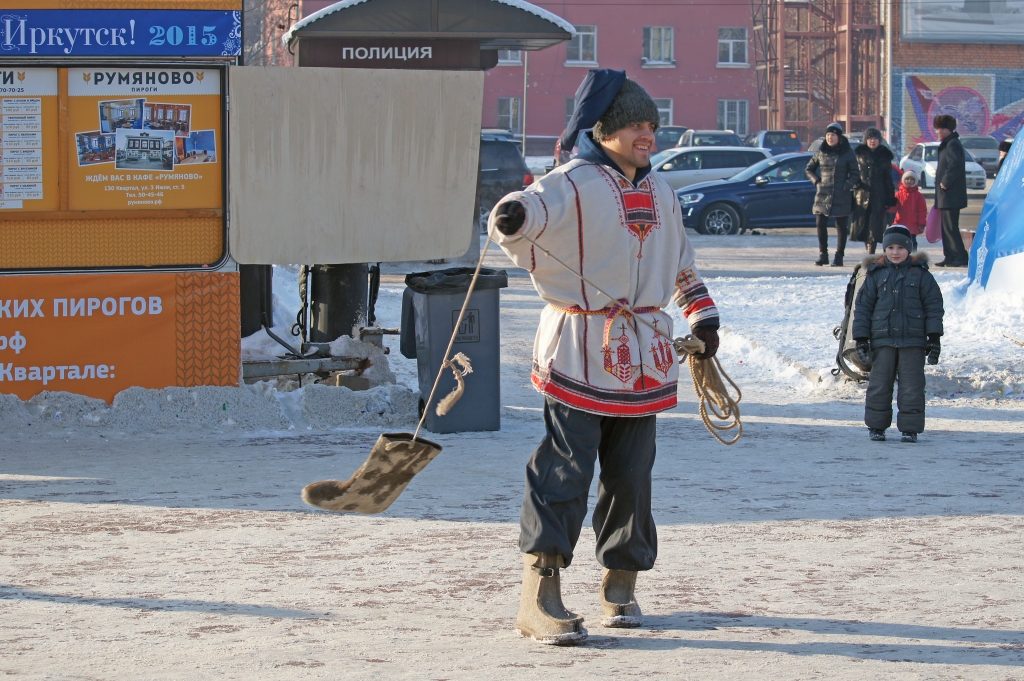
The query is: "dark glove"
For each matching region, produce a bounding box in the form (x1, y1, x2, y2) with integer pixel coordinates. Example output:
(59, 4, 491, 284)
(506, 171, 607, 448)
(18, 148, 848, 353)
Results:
(855, 339, 872, 366)
(493, 201, 526, 236)
(692, 327, 719, 360)
(925, 334, 941, 365)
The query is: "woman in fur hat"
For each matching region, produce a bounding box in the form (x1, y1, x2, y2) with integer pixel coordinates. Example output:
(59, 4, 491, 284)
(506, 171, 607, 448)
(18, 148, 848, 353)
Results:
(806, 122, 860, 267)
(851, 127, 897, 254)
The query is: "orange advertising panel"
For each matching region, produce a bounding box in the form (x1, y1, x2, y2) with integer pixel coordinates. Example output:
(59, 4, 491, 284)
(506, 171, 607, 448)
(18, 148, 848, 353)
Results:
(0, 271, 239, 402)
(0, 67, 59, 212)
(67, 67, 223, 211)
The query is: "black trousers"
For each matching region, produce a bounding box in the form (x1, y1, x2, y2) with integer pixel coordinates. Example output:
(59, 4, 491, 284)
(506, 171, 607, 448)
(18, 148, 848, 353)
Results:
(519, 397, 658, 571)
(941, 208, 968, 263)
(864, 204, 887, 250)
(816, 213, 850, 255)
(865, 346, 927, 434)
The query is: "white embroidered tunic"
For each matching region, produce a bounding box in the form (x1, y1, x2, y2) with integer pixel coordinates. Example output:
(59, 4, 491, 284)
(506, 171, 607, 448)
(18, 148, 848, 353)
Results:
(491, 154, 719, 417)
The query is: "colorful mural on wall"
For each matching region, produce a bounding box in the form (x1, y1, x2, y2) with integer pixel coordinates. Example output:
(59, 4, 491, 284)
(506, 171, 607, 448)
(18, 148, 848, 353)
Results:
(902, 73, 1024, 154)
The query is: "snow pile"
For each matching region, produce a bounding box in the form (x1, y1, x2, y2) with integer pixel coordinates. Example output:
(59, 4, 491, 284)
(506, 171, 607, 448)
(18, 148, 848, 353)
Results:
(672, 273, 1024, 400)
(328, 336, 396, 386)
(296, 383, 418, 430)
(1, 381, 421, 434)
(927, 279, 1024, 398)
(1, 386, 291, 433)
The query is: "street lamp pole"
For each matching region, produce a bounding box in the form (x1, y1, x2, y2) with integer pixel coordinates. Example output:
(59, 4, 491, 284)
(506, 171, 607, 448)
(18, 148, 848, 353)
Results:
(522, 51, 529, 157)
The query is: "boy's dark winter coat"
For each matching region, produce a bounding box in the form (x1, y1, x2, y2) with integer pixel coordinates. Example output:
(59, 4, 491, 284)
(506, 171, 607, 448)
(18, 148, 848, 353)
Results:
(935, 131, 968, 210)
(854, 252, 943, 348)
(805, 137, 859, 217)
(853, 143, 897, 211)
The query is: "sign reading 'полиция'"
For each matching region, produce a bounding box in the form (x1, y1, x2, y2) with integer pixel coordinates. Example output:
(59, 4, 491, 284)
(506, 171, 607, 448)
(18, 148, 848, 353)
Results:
(0, 11, 241, 57)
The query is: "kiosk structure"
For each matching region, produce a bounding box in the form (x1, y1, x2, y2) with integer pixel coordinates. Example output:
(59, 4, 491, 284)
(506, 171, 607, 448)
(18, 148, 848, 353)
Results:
(0, 1, 242, 403)
(0, 0, 571, 405)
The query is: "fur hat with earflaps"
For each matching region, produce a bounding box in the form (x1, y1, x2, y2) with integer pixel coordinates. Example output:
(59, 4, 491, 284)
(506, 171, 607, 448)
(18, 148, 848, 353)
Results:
(933, 114, 957, 131)
(593, 78, 660, 141)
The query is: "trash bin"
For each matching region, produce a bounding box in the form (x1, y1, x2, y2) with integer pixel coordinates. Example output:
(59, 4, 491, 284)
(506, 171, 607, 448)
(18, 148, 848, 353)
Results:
(401, 267, 508, 433)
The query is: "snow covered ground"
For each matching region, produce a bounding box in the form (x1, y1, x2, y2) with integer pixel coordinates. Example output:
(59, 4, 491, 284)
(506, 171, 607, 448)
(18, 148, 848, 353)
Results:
(3, 234, 1024, 679)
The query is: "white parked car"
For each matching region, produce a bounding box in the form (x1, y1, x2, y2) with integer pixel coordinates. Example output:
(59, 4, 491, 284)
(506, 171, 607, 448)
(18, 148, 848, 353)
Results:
(650, 146, 771, 190)
(899, 142, 987, 190)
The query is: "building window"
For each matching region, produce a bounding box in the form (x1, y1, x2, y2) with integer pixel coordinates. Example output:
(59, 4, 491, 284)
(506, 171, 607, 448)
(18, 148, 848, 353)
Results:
(565, 97, 576, 126)
(653, 98, 673, 126)
(497, 50, 522, 65)
(498, 97, 522, 133)
(643, 27, 674, 66)
(718, 28, 748, 65)
(718, 99, 749, 136)
(566, 25, 597, 64)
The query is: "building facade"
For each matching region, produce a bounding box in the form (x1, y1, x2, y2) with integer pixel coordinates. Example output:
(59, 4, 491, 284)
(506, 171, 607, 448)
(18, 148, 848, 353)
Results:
(889, 0, 1024, 157)
(478, 0, 759, 155)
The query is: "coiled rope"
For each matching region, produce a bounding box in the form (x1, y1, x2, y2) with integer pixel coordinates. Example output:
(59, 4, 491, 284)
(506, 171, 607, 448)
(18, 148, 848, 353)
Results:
(673, 336, 743, 445)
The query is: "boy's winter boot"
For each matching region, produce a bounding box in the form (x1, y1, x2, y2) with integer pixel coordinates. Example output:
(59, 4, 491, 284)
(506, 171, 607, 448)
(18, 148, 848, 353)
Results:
(869, 428, 886, 441)
(515, 553, 587, 645)
(814, 251, 829, 266)
(901, 431, 918, 443)
(600, 569, 643, 628)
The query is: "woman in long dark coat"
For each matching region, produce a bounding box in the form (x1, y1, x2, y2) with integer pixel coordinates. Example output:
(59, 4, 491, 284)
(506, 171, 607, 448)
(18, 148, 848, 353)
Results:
(851, 127, 897, 254)
(806, 122, 860, 267)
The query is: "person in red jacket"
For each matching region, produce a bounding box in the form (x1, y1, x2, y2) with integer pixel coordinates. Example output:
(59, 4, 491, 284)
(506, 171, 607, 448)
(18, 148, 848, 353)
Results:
(893, 170, 928, 252)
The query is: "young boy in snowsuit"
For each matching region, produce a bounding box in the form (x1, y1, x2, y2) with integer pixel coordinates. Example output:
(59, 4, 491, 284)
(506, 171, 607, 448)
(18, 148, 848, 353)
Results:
(853, 225, 944, 443)
(894, 170, 928, 252)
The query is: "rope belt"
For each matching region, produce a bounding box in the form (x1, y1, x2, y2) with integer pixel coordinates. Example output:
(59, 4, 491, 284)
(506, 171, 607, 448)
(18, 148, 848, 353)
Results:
(521, 233, 744, 446)
(552, 301, 662, 349)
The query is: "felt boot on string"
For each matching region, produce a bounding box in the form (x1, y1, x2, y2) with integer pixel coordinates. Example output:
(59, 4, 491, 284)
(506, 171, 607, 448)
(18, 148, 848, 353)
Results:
(599, 568, 643, 628)
(515, 553, 587, 645)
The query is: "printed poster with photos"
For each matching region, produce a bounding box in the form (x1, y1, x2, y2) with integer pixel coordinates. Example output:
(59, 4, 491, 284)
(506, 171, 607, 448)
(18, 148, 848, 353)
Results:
(0, 68, 59, 212)
(67, 67, 222, 211)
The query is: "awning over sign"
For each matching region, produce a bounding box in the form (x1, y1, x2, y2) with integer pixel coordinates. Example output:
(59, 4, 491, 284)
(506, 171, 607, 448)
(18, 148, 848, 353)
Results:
(283, 0, 574, 51)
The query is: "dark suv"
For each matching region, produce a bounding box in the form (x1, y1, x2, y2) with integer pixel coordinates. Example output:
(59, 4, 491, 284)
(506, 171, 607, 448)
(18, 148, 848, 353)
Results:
(479, 132, 533, 230)
(745, 130, 802, 155)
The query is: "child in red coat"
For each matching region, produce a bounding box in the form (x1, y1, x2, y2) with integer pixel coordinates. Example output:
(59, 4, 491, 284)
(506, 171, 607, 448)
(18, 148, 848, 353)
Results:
(893, 170, 928, 252)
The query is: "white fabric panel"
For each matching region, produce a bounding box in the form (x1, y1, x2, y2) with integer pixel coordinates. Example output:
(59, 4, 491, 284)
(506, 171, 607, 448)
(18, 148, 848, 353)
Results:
(985, 251, 1024, 292)
(228, 66, 483, 264)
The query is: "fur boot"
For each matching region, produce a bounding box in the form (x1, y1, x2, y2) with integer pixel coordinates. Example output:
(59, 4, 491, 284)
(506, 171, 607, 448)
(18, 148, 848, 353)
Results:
(515, 553, 587, 645)
(600, 568, 643, 628)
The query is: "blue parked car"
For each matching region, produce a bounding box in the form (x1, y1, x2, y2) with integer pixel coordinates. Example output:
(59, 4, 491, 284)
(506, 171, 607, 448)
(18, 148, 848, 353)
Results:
(679, 153, 821, 235)
(744, 130, 803, 156)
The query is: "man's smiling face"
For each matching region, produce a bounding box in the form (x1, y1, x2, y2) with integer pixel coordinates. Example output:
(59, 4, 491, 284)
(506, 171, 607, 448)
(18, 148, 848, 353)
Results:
(600, 122, 657, 174)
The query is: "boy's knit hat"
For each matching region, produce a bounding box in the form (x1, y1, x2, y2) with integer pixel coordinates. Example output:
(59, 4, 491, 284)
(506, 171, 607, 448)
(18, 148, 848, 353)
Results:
(593, 78, 660, 141)
(882, 225, 914, 252)
(902, 169, 918, 185)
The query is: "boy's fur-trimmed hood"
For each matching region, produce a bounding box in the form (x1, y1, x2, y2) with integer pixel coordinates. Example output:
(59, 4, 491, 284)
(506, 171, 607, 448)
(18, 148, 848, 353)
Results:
(862, 251, 930, 271)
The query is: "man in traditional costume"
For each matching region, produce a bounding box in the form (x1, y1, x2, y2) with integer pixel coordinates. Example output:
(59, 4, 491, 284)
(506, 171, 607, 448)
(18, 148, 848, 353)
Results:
(488, 70, 721, 645)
